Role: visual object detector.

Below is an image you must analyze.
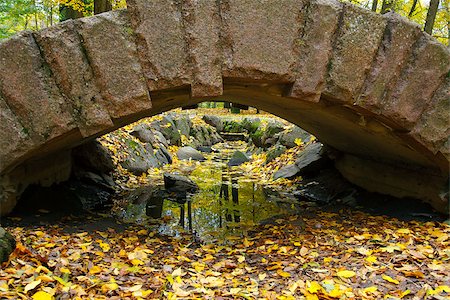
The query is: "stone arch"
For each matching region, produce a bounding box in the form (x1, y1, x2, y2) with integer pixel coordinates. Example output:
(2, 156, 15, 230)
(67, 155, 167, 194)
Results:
(0, 0, 449, 215)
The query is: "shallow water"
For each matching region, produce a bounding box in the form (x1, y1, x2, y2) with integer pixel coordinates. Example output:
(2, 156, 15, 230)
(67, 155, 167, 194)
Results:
(118, 142, 298, 243)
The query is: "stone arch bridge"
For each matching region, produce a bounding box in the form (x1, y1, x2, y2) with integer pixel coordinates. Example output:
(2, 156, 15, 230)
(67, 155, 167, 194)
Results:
(0, 0, 449, 215)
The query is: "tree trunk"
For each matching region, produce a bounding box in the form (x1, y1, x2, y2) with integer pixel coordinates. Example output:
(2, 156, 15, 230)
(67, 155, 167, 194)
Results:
(94, 0, 112, 15)
(371, 0, 378, 12)
(408, 0, 418, 17)
(424, 0, 440, 35)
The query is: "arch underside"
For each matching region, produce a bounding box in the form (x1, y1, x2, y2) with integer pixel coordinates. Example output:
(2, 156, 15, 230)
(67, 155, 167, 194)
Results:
(0, 0, 449, 214)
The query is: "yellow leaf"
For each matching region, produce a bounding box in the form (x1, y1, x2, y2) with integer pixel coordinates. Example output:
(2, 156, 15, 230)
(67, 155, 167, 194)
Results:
(337, 270, 356, 278)
(397, 228, 411, 234)
(258, 273, 267, 280)
(363, 286, 377, 293)
(365, 256, 377, 264)
(277, 269, 291, 278)
(32, 291, 54, 300)
(307, 281, 322, 294)
(89, 266, 102, 274)
(128, 284, 142, 292)
(399, 290, 411, 298)
(382, 274, 399, 284)
(131, 259, 144, 266)
(101, 283, 118, 293)
(59, 267, 70, 274)
(25, 279, 42, 293)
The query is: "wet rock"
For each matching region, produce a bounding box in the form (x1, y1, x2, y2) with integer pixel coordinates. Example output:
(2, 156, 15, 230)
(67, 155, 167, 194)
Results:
(295, 169, 354, 204)
(164, 173, 199, 196)
(265, 145, 287, 164)
(0, 227, 15, 263)
(158, 115, 181, 145)
(197, 146, 214, 153)
(295, 143, 330, 175)
(228, 151, 250, 166)
(153, 131, 169, 148)
(177, 146, 205, 161)
(202, 115, 223, 132)
(273, 164, 301, 180)
(73, 140, 114, 173)
(265, 120, 285, 137)
(276, 126, 312, 148)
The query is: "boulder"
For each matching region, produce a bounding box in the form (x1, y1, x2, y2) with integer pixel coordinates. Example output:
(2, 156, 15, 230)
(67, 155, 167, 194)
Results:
(120, 142, 160, 175)
(242, 117, 261, 133)
(202, 115, 223, 132)
(295, 143, 330, 175)
(157, 145, 173, 164)
(273, 164, 301, 180)
(177, 146, 205, 161)
(130, 124, 157, 144)
(276, 126, 312, 148)
(159, 115, 181, 145)
(265, 145, 287, 164)
(228, 151, 250, 166)
(164, 173, 199, 201)
(172, 114, 192, 137)
(0, 227, 15, 264)
(73, 140, 114, 173)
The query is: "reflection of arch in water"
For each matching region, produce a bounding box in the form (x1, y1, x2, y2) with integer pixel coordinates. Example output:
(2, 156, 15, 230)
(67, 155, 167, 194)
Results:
(0, 0, 448, 214)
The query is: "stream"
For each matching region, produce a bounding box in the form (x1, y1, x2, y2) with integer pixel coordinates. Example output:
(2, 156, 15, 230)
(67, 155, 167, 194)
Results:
(116, 141, 299, 244)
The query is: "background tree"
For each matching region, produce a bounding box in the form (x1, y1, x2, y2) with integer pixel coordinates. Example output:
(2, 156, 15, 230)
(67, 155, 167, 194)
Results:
(424, 0, 440, 34)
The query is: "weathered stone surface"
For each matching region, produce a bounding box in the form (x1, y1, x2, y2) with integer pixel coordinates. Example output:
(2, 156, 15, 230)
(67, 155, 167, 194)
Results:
(182, 0, 223, 97)
(381, 34, 450, 129)
(177, 146, 205, 161)
(325, 4, 386, 103)
(357, 13, 421, 111)
(411, 78, 450, 154)
(335, 154, 449, 213)
(35, 21, 114, 137)
(0, 32, 76, 144)
(273, 164, 300, 180)
(164, 173, 199, 194)
(221, 0, 306, 81)
(73, 140, 115, 174)
(228, 150, 250, 166)
(289, 0, 342, 102)
(203, 115, 223, 132)
(0, 95, 33, 173)
(77, 10, 151, 119)
(295, 142, 330, 174)
(127, 0, 191, 90)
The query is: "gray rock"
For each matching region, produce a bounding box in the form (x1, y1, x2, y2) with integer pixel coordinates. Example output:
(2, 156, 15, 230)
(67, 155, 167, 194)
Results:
(158, 145, 173, 164)
(173, 114, 192, 137)
(273, 164, 300, 180)
(153, 131, 169, 148)
(295, 143, 330, 174)
(0, 227, 15, 263)
(277, 126, 312, 148)
(177, 146, 205, 161)
(228, 151, 250, 166)
(164, 173, 199, 199)
(130, 124, 157, 144)
(73, 140, 114, 173)
(265, 145, 287, 164)
(120, 142, 160, 175)
(202, 115, 223, 132)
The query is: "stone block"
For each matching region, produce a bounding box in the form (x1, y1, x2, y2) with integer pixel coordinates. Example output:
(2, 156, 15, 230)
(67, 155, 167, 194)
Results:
(77, 10, 151, 119)
(0, 32, 76, 144)
(182, 0, 223, 97)
(411, 78, 449, 153)
(289, 0, 342, 102)
(325, 4, 386, 103)
(221, 0, 307, 81)
(0, 95, 33, 173)
(381, 33, 450, 129)
(127, 0, 191, 90)
(35, 21, 114, 137)
(357, 13, 421, 111)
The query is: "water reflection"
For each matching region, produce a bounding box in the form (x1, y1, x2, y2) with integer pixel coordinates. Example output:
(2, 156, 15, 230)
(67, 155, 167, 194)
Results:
(121, 142, 294, 243)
